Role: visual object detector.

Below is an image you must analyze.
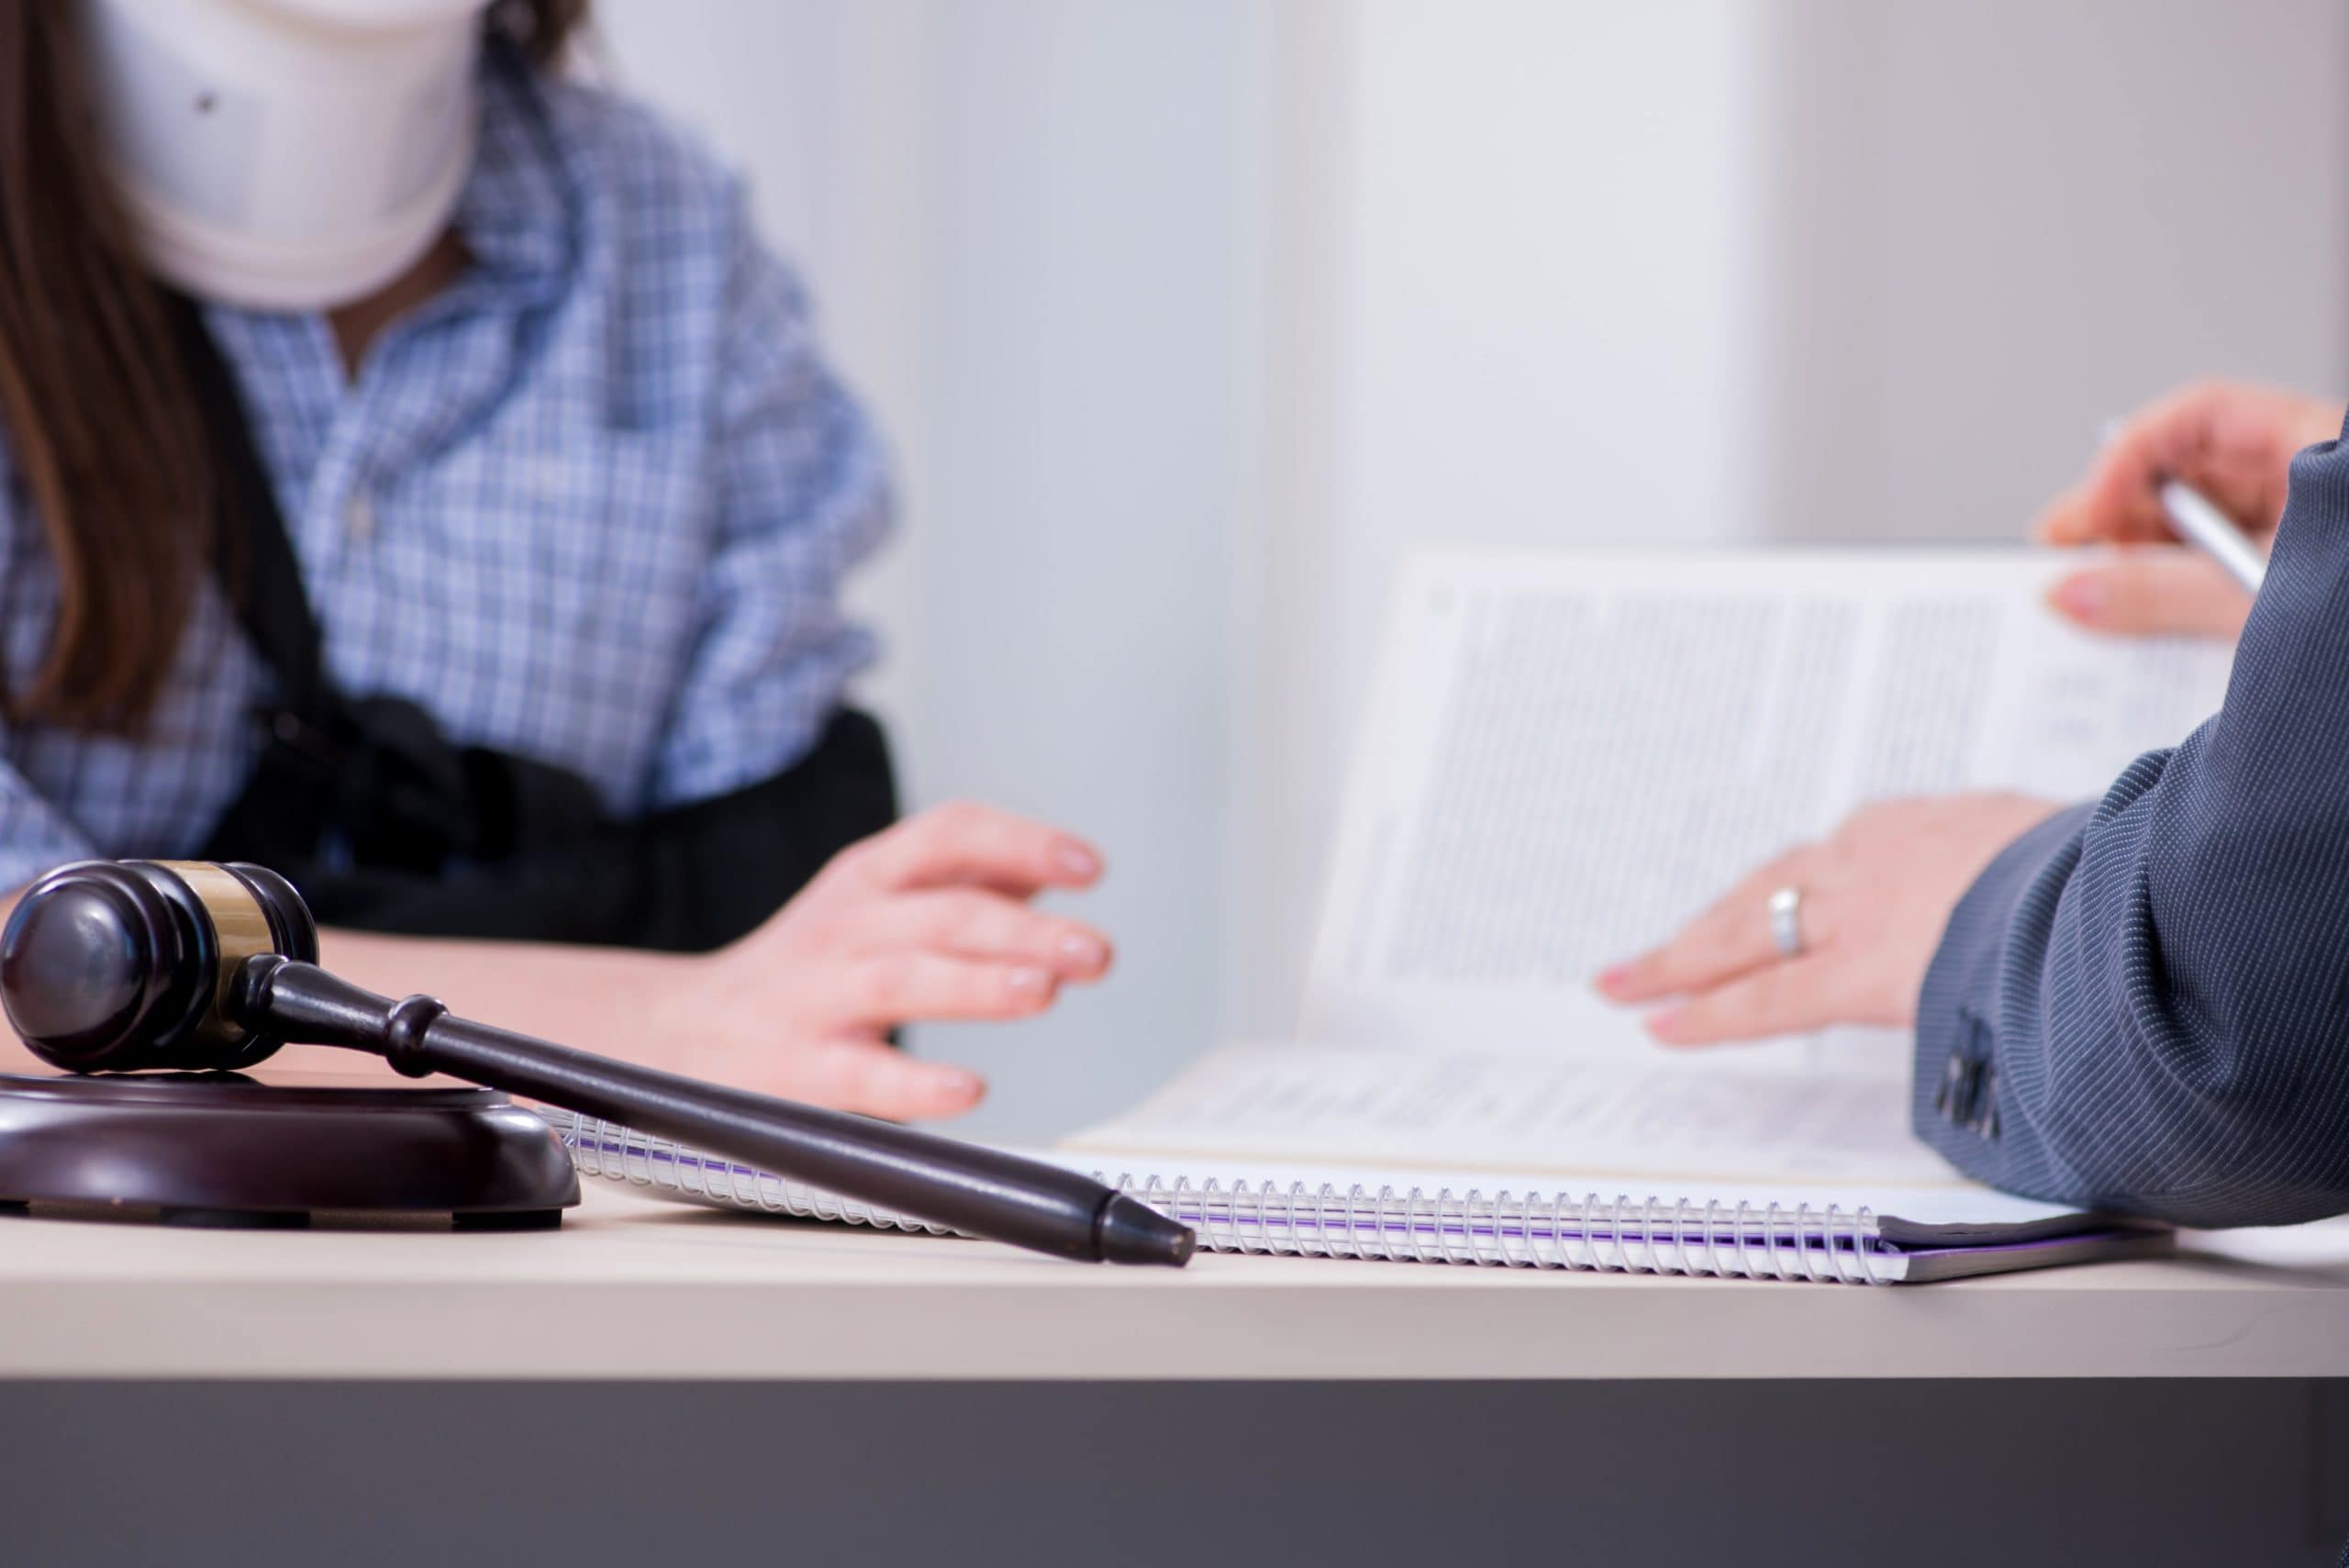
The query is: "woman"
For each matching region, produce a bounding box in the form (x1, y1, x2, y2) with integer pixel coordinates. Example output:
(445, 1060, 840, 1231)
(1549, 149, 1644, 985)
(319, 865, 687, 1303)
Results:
(0, 0, 1112, 1118)
(1601, 380, 2349, 1228)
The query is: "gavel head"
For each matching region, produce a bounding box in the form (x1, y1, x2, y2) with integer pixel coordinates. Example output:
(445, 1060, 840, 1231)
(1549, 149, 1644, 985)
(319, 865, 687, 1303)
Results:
(0, 861, 317, 1073)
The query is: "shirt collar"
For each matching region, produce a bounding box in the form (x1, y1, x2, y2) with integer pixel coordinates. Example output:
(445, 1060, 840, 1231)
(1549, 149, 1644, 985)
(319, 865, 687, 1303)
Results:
(449, 41, 577, 298)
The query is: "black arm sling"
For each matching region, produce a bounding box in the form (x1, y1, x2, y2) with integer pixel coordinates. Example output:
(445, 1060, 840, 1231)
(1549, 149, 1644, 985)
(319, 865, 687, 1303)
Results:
(168, 294, 896, 952)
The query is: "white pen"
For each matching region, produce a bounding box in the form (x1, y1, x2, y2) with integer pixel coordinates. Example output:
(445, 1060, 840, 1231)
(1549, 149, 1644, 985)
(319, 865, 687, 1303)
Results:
(2099, 417, 2266, 595)
(2155, 476, 2266, 595)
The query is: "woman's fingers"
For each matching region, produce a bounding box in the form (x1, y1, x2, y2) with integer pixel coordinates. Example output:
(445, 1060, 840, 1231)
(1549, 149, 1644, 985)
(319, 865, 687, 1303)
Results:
(774, 1038, 988, 1120)
(2037, 381, 2318, 550)
(678, 801, 1115, 1120)
(1597, 850, 1812, 1004)
(2039, 427, 2177, 548)
(1643, 955, 1849, 1047)
(2032, 483, 2091, 546)
(2045, 549, 2252, 639)
(1598, 795, 2061, 1048)
(837, 801, 1103, 897)
(2038, 479, 2175, 548)
(874, 888, 1113, 979)
(839, 950, 1062, 1027)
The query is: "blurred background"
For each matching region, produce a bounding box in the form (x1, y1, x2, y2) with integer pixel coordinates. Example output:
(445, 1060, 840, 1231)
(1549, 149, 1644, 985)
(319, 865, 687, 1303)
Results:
(596, 0, 2349, 1140)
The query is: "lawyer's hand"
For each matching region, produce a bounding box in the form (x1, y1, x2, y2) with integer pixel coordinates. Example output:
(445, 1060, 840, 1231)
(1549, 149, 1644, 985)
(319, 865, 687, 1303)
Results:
(649, 801, 1112, 1119)
(1596, 794, 2060, 1046)
(2038, 380, 2341, 639)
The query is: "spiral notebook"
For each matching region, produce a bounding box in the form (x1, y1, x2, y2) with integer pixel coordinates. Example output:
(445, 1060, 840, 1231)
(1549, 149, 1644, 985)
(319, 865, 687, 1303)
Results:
(549, 549, 2222, 1284)
(542, 1107, 2172, 1284)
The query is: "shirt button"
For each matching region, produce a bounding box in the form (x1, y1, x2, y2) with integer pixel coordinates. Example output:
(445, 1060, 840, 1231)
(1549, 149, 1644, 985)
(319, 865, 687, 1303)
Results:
(345, 493, 376, 545)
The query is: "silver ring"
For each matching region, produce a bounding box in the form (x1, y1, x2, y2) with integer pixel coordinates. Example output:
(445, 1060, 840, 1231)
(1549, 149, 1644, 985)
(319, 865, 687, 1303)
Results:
(1767, 885, 1805, 958)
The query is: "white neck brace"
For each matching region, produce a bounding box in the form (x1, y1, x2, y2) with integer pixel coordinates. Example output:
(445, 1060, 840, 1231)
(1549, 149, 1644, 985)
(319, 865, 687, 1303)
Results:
(83, 0, 491, 313)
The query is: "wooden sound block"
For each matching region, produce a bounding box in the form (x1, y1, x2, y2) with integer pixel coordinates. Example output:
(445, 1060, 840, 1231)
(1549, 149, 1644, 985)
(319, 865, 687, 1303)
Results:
(0, 1070, 580, 1229)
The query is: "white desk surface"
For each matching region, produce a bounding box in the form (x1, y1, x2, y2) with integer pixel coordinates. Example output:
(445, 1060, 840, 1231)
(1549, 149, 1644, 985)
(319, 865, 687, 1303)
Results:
(2, 1178, 2346, 1381)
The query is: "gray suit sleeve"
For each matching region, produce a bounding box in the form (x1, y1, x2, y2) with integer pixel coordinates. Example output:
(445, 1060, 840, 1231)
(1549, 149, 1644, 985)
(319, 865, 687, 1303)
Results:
(1913, 422, 2349, 1228)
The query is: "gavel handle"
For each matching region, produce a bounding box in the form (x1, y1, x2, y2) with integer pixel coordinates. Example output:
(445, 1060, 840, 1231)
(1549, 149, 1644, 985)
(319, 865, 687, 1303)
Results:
(228, 954, 1166, 1263)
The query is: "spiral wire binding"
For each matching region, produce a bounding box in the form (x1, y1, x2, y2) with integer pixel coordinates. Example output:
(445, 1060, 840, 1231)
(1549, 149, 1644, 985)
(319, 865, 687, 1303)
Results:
(539, 1108, 1897, 1284)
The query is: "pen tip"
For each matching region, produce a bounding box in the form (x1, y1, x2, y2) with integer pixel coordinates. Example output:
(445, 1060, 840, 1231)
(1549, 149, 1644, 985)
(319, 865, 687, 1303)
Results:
(1095, 1192, 1196, 1266)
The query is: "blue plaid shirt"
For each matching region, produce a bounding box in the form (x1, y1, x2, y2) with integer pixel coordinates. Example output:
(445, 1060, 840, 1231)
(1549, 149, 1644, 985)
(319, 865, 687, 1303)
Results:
(0, 51, 888, 893)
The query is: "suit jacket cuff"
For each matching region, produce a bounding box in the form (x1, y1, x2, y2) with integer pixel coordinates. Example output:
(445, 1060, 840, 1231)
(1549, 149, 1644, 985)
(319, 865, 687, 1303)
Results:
(1909, 800, 2095, 1174)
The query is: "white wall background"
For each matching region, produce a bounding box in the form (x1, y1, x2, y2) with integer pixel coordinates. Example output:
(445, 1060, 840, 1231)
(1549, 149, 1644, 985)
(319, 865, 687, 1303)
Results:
(594, 0, 2346, 1140)
(1752, 1, 2349, 546)
(596, 0, 1266, 1139)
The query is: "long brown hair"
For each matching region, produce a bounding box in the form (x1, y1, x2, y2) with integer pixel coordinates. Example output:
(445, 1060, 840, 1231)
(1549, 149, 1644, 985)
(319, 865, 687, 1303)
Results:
(0, 0, 590, 732)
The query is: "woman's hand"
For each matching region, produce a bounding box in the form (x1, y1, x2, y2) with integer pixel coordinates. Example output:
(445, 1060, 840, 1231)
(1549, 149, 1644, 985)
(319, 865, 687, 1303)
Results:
(647, 801, 1112, 1119)
(1595, 794, 2060, 1046)
(2038, 380, 2341, 639)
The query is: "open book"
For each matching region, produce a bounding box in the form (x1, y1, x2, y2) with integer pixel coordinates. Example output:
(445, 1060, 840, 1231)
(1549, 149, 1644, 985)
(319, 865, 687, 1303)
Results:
(553, 547, 2232, 1283)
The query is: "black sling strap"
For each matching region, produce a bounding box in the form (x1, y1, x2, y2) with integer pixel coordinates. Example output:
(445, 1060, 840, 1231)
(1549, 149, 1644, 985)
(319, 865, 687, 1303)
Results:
(170, 292, 328, 719)
(167, 293, 897, 951)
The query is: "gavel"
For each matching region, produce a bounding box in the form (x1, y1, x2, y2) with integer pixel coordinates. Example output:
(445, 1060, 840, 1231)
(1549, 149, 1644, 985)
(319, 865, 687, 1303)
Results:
(0, 860, 1193, 1266)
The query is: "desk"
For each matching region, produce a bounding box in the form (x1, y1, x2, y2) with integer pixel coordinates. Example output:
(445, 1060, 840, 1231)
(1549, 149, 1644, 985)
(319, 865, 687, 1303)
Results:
(3, 1184, 2345, 1565)
(2, 1182, 2348, 1380)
